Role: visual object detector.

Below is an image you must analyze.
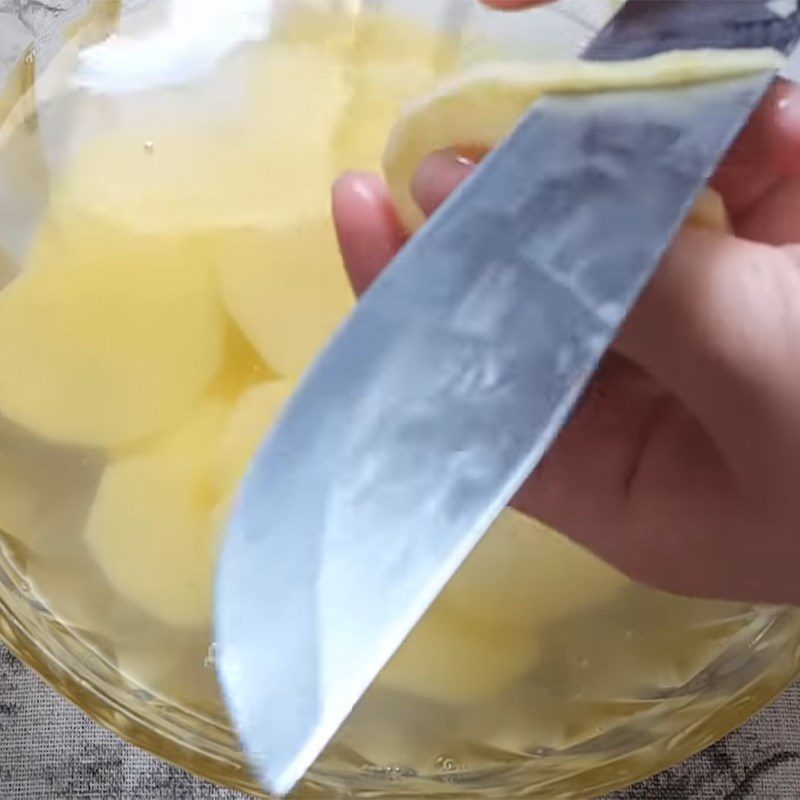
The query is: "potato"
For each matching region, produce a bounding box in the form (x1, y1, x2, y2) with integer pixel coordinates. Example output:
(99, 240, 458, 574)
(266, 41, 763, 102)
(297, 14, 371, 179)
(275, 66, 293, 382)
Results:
(378, 512, 627, 705)
(84, 400, 227, 627)
(378, 601, 540, 705)
(0, 215, 224, 448)
(384, 50, 781, 231)
(52, 46, 349, 235)
(217, 380, 293, 495)
(218, 219, 354, 378)
(439, 509, 628, 633)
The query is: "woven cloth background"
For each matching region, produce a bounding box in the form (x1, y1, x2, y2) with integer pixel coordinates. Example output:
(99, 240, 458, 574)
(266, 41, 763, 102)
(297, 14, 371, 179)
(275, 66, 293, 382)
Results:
(2, 1, 800, 798)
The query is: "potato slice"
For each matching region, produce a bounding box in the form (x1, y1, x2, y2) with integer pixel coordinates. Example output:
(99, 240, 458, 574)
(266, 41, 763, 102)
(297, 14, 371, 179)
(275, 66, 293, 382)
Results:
(0, 214, 224, 448)
(53, 45, 349, 235)
(439, 509, 628, 634)
(85, 400, 227, 627)
(218, 219, 354, 378)
(378, 601, 540, 705)
(378, 510, 626, 705)
(383, 50, 781, 231)
(217, 380, 293, 494)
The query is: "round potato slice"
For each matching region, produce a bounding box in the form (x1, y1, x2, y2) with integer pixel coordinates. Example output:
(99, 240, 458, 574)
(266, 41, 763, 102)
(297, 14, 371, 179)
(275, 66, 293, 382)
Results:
(0, 215, 224, 448)
(85, 400, 227, 627)
(378, 601, 540, 705)
(217, 380, 293, 494)
(218, 219, 354, 378)
(53, 45, 350, 236)
(439, 509, 628, 633)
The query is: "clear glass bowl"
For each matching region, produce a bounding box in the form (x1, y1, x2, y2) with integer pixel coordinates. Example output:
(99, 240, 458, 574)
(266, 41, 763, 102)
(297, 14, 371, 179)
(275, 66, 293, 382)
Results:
(0, 1, 799, 798)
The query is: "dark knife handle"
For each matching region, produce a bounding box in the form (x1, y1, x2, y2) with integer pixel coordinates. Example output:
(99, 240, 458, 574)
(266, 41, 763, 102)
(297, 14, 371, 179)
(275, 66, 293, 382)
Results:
(586, 0, 800, 61)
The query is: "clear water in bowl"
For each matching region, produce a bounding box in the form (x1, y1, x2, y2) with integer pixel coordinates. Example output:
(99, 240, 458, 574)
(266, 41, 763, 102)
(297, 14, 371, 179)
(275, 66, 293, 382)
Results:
(0, 1, 797, 795)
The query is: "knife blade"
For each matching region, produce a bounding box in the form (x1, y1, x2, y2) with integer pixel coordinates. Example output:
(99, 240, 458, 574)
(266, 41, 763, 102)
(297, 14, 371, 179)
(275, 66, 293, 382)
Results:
(216, 1, 800, 795)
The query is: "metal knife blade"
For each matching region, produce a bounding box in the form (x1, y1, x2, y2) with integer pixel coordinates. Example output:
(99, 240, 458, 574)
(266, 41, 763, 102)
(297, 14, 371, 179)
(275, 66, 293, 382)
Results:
(216, 1, 800, 795)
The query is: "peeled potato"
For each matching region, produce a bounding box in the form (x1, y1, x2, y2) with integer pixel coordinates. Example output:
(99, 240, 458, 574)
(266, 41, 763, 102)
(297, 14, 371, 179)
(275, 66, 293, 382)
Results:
(85, 400, 227, 627)
(378, 601, 540, 705)
(378, 514, 627, 705)
(218, 219, 354, 378)
(383, 49, 782, 231)
(217, 380, 293, 494)
(439, 508, 628, 634)
(52, 45, 349, 235)
(0, 216, 224, 448)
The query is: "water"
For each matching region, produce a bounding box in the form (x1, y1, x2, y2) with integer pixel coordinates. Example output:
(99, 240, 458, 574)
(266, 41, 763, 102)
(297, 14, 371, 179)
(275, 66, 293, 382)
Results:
(0, 0, 781, 781)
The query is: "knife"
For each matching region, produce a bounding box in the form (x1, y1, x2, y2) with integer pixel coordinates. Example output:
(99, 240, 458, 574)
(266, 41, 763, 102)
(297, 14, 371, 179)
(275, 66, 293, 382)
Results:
(216, 1, 800, 795)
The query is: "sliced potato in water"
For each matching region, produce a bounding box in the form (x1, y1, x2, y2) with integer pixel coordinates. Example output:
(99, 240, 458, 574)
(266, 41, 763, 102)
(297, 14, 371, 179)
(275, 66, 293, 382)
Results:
(218, 220, 354, 378)
(85, 400, 227, 627)
(52, 45, 349, 235)
(0, 215, 224, 448)
(439, 509, 628, 634)
(217, 379, 293, 494)
(378, 602, 540, 705)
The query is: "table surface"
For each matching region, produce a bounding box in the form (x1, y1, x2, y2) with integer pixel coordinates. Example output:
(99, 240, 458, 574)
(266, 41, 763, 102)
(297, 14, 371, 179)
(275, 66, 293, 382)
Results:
(2, 0, 800, 797)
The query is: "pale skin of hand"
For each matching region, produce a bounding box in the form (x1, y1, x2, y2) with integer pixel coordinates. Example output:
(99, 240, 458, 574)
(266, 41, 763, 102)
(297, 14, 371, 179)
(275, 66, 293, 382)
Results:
(332, 0, 800, 606)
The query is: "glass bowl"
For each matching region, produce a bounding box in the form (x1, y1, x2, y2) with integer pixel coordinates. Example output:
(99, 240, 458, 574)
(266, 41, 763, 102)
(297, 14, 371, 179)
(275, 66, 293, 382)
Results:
(0, 1, 799, 798)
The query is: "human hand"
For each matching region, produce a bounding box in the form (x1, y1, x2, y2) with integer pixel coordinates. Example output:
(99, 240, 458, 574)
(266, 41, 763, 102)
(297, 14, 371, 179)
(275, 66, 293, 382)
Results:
(332, 0, 800, 606)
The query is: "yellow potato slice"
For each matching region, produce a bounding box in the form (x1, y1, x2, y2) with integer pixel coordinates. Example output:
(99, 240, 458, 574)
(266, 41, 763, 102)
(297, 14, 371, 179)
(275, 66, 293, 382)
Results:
(50, 45, 350, 235)
(378, 512, 627, 705)
(0, 215, 224, 448)
(378, 601, 540, 705)
(218, 219, 354, 378)
(439, 508, 628, 634)
(85, 400, 227, 627)
(217, 380, 293, 494)
(383, 49, 782, 231)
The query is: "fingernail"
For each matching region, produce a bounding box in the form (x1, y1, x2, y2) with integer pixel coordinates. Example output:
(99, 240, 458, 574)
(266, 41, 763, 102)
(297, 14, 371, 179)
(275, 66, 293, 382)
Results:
(411, 149, 476, 217)
(333, 170, 383, 201)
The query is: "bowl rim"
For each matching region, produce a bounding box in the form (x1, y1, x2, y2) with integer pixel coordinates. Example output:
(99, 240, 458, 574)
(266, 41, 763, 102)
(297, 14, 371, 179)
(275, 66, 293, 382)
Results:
(3, 589, 800, 799)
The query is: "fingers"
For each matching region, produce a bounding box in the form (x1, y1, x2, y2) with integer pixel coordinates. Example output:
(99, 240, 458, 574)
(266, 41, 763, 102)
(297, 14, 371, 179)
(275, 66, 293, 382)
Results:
(615, 227, 800, 508)
(411, 150, 476, 217)
(512, 353, 666, 537)
(332, 155, 476, 296)
(332, 172, 406, 296)
(734, 177, 800, 245)
(713, 79, 800, 220)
